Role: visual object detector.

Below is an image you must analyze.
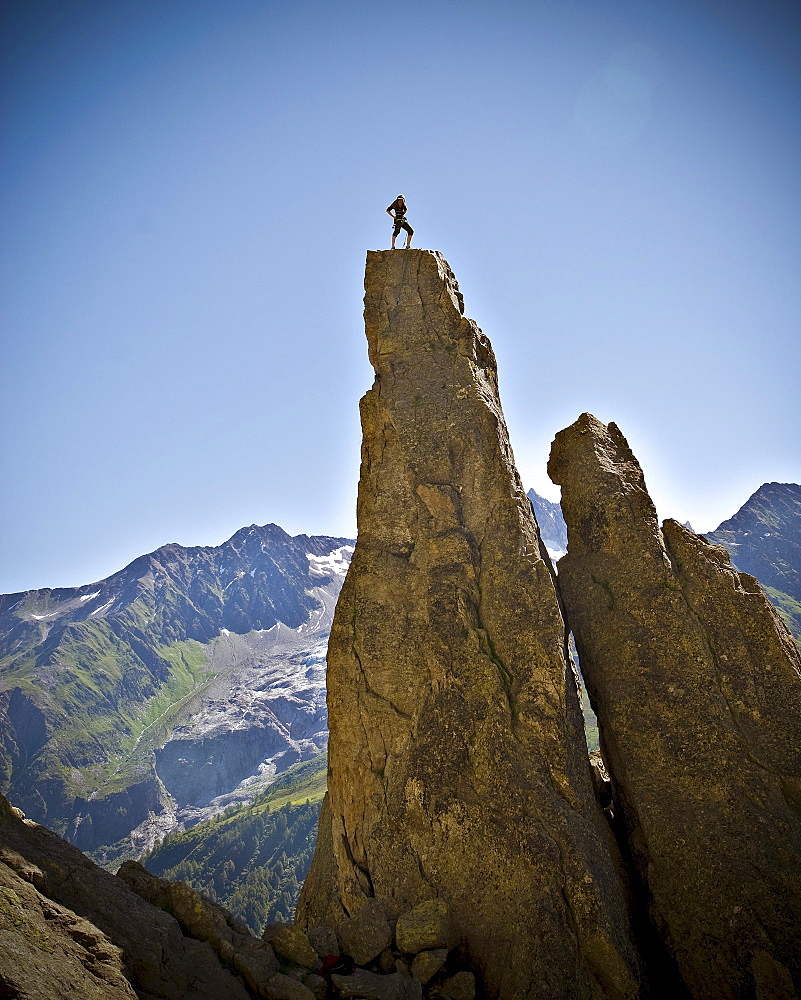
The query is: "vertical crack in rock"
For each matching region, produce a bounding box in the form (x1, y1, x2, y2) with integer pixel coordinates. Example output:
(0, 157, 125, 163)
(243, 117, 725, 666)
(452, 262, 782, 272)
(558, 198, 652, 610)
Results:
(549, 412, 801, 1000)
(297, 252, 640, 999)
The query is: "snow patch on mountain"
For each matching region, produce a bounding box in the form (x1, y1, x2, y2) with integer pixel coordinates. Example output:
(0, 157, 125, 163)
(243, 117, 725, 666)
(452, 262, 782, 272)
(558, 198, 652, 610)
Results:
(307, 544, 354, 578)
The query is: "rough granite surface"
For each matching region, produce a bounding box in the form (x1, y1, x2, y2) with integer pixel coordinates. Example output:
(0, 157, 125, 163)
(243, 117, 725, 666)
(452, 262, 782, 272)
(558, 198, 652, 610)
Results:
(0, 792, 251, 1000)
(549, 412, 801, 1000)
(297, 250, 640, 999)
(0, 848, 137, 1000)
(118, 859, 278, 994)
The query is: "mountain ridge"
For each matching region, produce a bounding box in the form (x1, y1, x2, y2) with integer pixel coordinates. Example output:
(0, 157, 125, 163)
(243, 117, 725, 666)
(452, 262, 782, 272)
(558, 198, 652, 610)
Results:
(0, 523, 353, 863)
(0, 522, 351, 647)
(527, 488, 568, 556)
(705, 482, 801, 603)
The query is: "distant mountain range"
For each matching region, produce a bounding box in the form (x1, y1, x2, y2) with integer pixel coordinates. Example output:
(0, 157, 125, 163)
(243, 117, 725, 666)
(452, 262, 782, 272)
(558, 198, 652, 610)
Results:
(0, 525, 352, 864)
(706, 483, 801, 641)
(527, 489, 568, 558)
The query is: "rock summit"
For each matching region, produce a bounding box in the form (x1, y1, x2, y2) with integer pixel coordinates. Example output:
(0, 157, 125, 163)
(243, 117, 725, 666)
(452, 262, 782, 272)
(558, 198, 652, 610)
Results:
(549, 413, 801, 999)
(297, 251, 640, 999)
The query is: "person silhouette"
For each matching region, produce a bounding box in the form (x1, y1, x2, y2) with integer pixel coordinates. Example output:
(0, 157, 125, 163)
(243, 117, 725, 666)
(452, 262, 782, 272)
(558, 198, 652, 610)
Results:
(386, 195, 414, 249)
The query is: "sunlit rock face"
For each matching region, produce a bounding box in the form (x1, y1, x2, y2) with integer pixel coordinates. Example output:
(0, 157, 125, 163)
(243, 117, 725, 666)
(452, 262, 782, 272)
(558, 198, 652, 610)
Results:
(549, 412, 801, 1000)
(298, 251, 640, 1000)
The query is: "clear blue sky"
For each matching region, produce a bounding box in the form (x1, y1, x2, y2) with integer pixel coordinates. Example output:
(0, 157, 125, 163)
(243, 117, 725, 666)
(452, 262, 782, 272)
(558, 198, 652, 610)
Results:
(2, 0, 799, 593)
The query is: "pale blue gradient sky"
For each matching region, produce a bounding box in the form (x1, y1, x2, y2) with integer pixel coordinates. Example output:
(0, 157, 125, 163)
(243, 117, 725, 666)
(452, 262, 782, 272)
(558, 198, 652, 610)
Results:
(2, 0, 799, 593)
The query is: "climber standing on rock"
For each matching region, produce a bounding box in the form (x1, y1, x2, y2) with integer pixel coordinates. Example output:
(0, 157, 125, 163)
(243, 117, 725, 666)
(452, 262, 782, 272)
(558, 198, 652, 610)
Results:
(387, 195, 413, 249)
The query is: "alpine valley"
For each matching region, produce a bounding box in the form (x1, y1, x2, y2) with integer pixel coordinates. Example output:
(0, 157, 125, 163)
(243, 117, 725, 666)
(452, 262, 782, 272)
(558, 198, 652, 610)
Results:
(0, 525, 353, 867)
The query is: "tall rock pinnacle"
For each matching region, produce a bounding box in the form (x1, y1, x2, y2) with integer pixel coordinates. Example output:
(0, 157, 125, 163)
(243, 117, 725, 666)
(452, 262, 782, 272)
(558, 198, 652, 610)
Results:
(298, 252, 640, 998)
(549, 413, 801, 1000)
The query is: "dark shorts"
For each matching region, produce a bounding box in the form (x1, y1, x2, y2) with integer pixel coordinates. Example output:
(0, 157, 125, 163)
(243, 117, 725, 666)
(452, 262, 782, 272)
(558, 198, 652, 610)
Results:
(392, 217, 414, 237)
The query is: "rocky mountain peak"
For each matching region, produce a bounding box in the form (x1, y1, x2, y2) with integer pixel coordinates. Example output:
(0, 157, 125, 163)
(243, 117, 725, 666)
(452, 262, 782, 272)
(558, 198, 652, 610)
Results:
(706, 481, 801, 604)
(720, 481, 800, 521)
(550, 413, 801, 998)
(0, 525, 353, 859)
(298, 251, 640, 998)
(527, 487, 567, 556)
(225, 522, 291, 550)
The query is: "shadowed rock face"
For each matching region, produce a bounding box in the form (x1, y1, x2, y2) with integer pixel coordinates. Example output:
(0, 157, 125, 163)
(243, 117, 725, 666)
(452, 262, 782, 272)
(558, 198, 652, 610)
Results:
(0, 793, 251, 1000)
(549, 413, 801, 1000)
(0, 849, 137, 1000)
(297, 252, 640, 999)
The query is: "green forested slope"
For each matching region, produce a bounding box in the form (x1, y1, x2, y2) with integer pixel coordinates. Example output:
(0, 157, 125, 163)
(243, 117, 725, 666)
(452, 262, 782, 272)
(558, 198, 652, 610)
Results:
(141, 754, 326, 934)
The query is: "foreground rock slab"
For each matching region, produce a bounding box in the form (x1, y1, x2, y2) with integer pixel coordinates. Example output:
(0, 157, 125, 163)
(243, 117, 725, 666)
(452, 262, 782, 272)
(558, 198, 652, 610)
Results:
(118, 860, 278, 994)
(298, 251, 640, 999)
(0, 850, 137, 1000)
(332, 969, 421, 1000)
(262, 922, 318, 970)
(549, 413, 801, 1000)
(336, 897, 392, 965)
(0, 793, 250, 999)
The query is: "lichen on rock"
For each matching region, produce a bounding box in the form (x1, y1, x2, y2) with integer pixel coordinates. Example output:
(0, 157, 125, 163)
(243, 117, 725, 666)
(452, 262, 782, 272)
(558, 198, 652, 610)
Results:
(297, 251, 640, 999)
(395, 899, 457, 955)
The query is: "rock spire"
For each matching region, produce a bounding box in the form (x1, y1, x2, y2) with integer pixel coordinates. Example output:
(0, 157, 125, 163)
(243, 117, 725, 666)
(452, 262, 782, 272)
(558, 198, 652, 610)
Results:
(297, 252, 640, 999)
(549, 413, 801, 1000)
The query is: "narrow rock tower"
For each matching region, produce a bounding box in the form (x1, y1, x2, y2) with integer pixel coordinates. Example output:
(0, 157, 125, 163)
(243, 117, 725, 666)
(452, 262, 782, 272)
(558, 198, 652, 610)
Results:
(298, 252, 640, 999)
(549, 413, 801, 1000)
